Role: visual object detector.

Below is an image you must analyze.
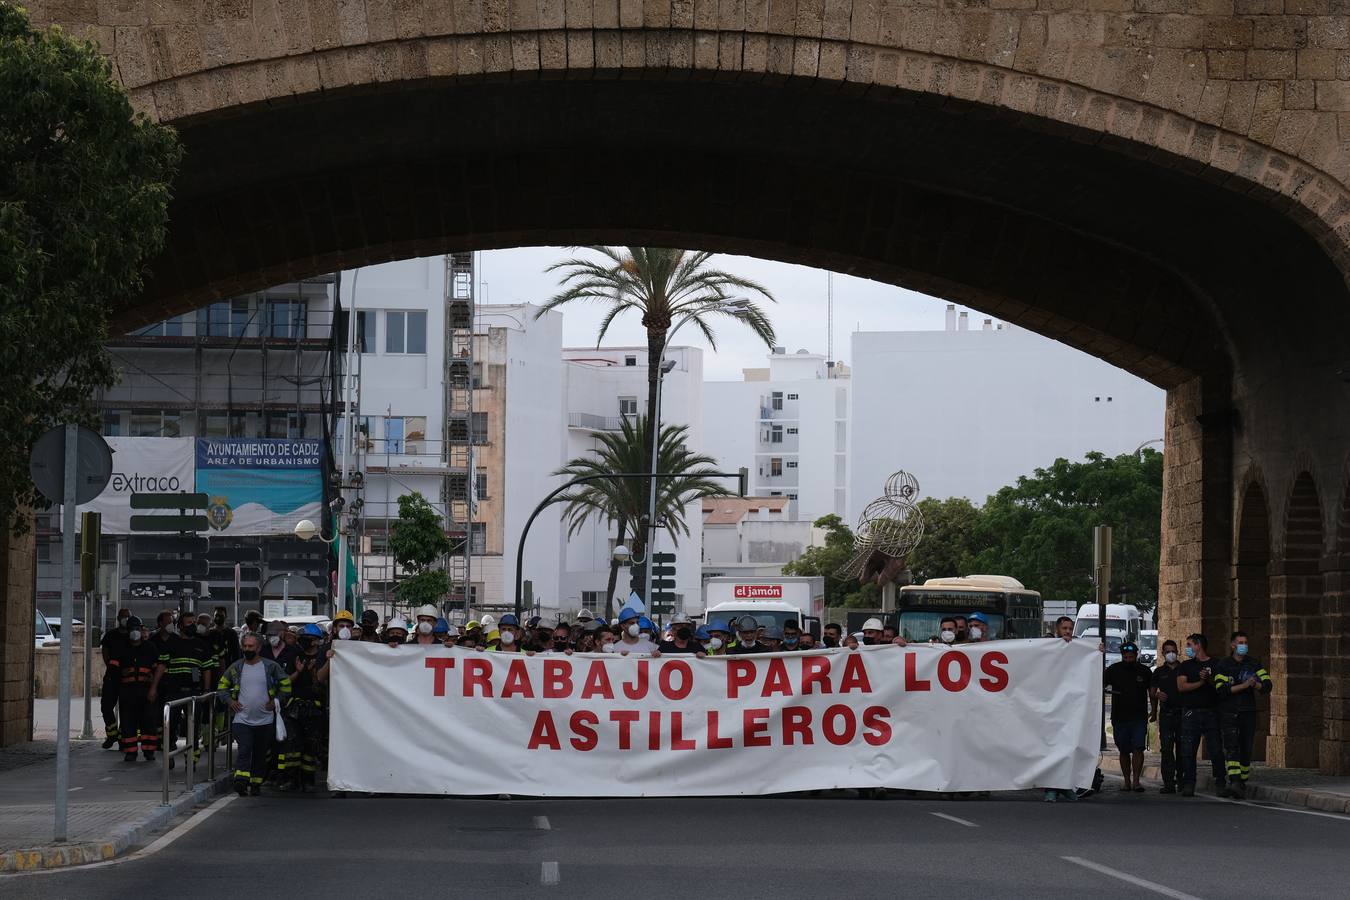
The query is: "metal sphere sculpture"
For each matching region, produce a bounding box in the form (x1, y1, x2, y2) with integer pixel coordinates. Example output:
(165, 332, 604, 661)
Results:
(838, 471, 925, 587)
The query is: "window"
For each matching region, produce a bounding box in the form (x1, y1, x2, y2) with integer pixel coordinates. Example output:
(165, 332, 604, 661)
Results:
(581, 590, 607, 612)
(771, 392, 783, 410)
(624, 355, 637, 367)
(470, 523, 487, 555)
(787, 493, 798, 500)
(384, 417, 405, 454)
(129, 410, 181, 438)
(787, 393, 798, 400)
(357, 310, 375, 353)
(786, 461, 798, 468)
(102, 411, 123, 436)
(786, 427, 798, 435)
(471, 361, 484, 388)
(471, 411, 488, 445)
(474, 471, 489, 500)
(770, 491, 782, 497)
(266, 300, 305, 338)
(199, 299, 251, 337)
(385, 310, 427, 354)
(336, 416, 374, 452)
(133, 315, 185, 337)
(264, 413, 304, 439)
(201, 414, 230, 438)
(770, 458, 783, 477)
(770, 425, 783, 443)
(618, 396, 638, 417)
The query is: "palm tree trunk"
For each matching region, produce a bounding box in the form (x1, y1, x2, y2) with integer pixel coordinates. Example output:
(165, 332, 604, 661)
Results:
(640, 326, 667, 597)
(605, 519, 627, 618)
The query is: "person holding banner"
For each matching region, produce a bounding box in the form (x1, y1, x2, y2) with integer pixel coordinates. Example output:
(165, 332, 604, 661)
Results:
(729, 616, 767, 654)
(658, 616, 702, 655)
(604, 608, 660, 655)
(383, 618, 410, 647)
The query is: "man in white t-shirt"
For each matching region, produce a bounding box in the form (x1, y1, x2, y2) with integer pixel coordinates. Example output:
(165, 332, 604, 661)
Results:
(603, 608, 661, 656)
(217, 632, 290, 796)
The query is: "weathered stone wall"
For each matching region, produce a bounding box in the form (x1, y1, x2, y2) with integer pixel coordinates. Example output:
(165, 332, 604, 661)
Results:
(0, 522, 35, 746)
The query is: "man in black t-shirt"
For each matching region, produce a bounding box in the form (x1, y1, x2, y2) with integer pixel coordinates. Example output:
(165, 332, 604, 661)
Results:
(1104, 642, 1152, 792)
(1149, 639, 1184, 793)
(658, 616, 703, 655)
(1174, 632, 1227, 797)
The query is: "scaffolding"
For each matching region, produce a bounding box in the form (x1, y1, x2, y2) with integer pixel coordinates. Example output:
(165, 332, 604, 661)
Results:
(443, 252, 476, 614)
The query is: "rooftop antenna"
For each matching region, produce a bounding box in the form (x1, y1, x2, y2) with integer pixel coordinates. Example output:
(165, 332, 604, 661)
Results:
(826, 271, 834, 365)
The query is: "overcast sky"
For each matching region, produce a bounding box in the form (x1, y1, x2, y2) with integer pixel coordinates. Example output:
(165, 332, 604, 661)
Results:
(476, 246, 964, 382)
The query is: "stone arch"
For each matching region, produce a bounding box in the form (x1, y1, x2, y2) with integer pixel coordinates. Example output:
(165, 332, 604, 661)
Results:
(1232, 475, 1272, 760)
(1267, 471, 1325, 769)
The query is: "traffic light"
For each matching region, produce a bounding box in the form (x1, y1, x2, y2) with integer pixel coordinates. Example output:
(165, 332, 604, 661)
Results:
(80, 511, 101, 593)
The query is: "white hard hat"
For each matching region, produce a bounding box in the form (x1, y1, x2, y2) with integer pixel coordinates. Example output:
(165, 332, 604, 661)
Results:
(386, 616, 409, 633)
(576, 608, 595, 622)
(861, 618, 884, 631)
(416, 604, 439, 619)
(480, 613, 496, 628)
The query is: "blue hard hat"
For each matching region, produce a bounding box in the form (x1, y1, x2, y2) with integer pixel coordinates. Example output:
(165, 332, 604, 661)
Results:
(300, 623, 323, 637)
(498, 614, 520, 627)
(617, 608, 640, 624)
(707, 620, 731, 634)
(694, 625, 712, 641)
(594, 617, 608, 627)
(433, 617, 450, 635)
(968, 612, 989, 624)
(637, 616, 655, 630)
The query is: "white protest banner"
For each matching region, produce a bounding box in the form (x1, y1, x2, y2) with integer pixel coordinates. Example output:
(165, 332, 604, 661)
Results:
(76, 437, 195, 533)
(328, 640, 1101, 797)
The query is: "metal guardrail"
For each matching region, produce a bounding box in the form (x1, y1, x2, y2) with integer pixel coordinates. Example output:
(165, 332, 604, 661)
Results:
(161, 691, 233, 806)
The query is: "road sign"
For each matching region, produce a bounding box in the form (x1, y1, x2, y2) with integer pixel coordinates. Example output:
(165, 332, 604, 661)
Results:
(129, 492, 209, 509)
(652, 591, 677, 604)
(651, 604, 675, 615)
(129, 514, 209, 532)
(651, 578, 676, 590)
(28, 424, 111, 504)
(651, 565, 676, 577)
(652, 552, 676, 564)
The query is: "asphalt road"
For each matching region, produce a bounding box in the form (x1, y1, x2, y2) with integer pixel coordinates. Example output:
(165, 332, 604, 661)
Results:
(6, 782, 1348, 899)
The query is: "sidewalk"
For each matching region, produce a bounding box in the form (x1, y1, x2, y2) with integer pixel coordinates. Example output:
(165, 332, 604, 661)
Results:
(1100, 750, 1350, 813)
(0, 730, 230, 872)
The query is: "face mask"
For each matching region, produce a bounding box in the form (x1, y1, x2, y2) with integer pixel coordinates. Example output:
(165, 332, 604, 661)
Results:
(418, 622, 433, 635)
(739, 635, 756, 646)
(243, 649, 258, 660)
(969, 627, 984, 640)
(214, 616, 225, 627)
(824, 637, 838, 648)
(196, 624, 207, 635)
(1164, 651, 1177, 664)
(337, 627, 352, 641)
(387, 636, 404, 646)
(675, 628, 692, 640)
(1185, 646, 1196, 659)
(117, 617, 129, 628)
(707, 637, 723, 651)
(499, 631, 515, 646)
(129, 629, 143, 642)
(940, 630, 956, 643)
(167, 624, 178, 636)
(1235, 644, 1248, 656)
(626, 624, 640, 638)
(269, 635, 281, 647)
(783, 638, 799, 648)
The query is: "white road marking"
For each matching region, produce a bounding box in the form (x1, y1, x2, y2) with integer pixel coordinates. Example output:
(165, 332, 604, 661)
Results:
(0, 794, 238, 878)
(929, 812, 978, 827)
(540, 861, 560, 885)
(1063, 856, 1203, 900)
(99, 777, 113, 782)
(1192, 791, 1350, 822)
(533, 815, 551, 830)
(68, 786, 83, 792)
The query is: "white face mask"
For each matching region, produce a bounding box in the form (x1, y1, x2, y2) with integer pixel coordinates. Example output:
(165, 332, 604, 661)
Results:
(1164, 652, 1177, 664)
(969, 627, 984, 640)
(196, 623, 207, 635)
(129, 629, 143, 642)
(626, 623, 640, 638)
(499, 631, 515, 645)
(337, 627, 352, 641)
(707, 637, 723, 651)
(167, 624, 179, 636)
(268, 635, 281, 647)
(940, 630, 956, 643)
(739, 634, 756, 646)
(417, 621, 433, 635)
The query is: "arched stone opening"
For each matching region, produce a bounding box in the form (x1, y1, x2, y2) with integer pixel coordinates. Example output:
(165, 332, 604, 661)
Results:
(1233, 479, 1272, 760)
(1268, 473, 1325, 769)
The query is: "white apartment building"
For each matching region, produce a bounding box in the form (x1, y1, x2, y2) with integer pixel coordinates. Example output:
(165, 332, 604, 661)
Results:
(701, 496, 813, 579)
(558, 345, 706, 617)
(702, 349, 851, 523)
(848, 306, 1167, 518)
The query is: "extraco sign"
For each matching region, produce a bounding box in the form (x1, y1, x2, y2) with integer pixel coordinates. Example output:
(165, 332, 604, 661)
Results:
(734, 585, 783, 600)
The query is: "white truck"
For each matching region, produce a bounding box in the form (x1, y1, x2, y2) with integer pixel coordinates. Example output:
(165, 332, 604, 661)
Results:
(1074, 602, 1143, 666)
(702, 576, 826, 637)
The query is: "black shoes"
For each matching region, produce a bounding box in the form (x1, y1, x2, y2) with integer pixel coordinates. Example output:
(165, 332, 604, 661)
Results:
(1181, 783, 1195, 797)
(124, 752, 137, 762)
(1160, 784, 1177, 794)
(103, 736, 118, 750)
(235, 781, 248, 797)
(248, 784, 261, 797)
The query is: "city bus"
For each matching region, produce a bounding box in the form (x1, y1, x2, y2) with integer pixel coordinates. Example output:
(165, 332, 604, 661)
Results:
(895, 575, 1044, 642)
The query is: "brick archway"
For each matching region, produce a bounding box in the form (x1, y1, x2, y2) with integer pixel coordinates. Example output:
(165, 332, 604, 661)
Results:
(1268, 472, 1325, 769)
(1323, 470, 1350, 773)
(1233, 477, 1272, 760)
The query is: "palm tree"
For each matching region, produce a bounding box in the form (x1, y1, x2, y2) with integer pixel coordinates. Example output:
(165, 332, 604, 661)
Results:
(555, 416, 730, 617)
(538, 247, 776, 526)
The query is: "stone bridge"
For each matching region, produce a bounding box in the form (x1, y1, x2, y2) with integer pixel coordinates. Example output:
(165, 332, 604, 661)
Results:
(3, 0, 1348, 772)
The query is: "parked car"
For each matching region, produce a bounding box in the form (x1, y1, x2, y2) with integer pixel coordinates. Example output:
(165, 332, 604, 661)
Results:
(34, 610, 59, 648)
(44, 617, 83, 636)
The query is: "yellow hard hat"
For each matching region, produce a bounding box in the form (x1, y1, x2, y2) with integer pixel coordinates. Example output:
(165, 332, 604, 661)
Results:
(333, 610, 355, 624)
(485, 629, 501, 643)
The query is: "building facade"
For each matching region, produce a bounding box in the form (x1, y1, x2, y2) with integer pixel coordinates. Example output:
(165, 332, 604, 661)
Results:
(701, 496, 813, 579)
(848, 306, 1167, 519)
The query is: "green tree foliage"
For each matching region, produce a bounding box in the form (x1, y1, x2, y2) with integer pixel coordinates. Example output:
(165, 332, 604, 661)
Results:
(968, 450, 1163, 611)
(388, 492, 451, 610)
(554, 416, 730, 615)
(1, 5, 181, 530)
(782, 514, 880, 609)
(906, 497, 983, 584)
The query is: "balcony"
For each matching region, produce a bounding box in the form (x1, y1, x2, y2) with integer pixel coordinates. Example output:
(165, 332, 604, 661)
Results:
(568, 412, 626, 432)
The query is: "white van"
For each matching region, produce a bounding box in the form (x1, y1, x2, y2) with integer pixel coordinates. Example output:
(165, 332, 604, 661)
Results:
(1073, 603, 1143, 643)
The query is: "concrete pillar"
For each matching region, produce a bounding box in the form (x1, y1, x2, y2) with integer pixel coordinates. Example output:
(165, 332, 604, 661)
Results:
(0, 518, 36, 746)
